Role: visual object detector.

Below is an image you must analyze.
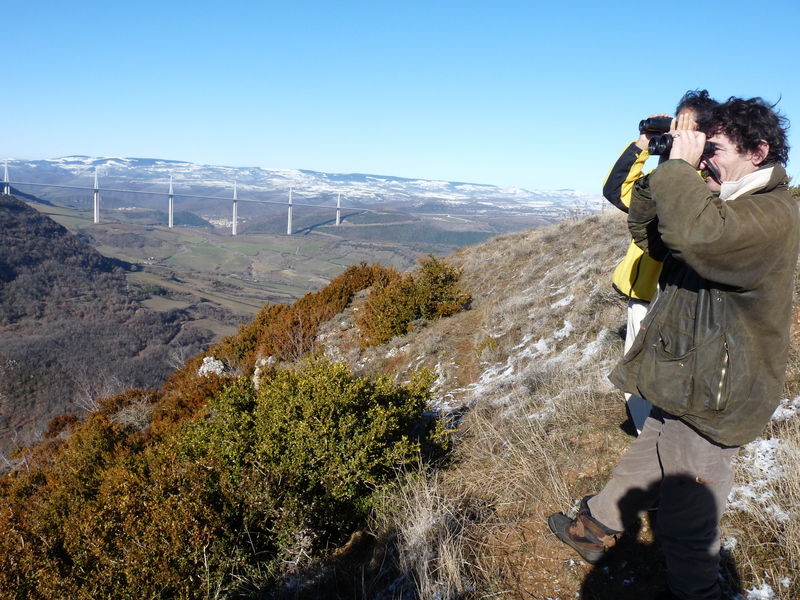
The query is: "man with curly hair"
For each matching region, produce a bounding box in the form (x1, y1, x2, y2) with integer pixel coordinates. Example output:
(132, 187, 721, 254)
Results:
(550, 97, 798, 600)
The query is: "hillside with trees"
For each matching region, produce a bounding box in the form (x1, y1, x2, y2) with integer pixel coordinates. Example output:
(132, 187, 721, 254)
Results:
(1, 205, 799, 599)
(0, 195, 214, 454)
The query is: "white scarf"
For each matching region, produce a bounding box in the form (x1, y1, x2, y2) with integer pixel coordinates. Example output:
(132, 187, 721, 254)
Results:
(719, 167, 774, 201)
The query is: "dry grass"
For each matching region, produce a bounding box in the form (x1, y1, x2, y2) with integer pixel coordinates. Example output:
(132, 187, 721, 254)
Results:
(352, 214, 637, 598)
(778, 423, 800, 568)
(372, 468, 483, 600)
(366, 358, 635, 599)
(722, 417, 800, 599)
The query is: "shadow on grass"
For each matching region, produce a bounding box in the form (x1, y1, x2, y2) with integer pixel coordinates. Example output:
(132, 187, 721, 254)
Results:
(579, 477, 743, 600)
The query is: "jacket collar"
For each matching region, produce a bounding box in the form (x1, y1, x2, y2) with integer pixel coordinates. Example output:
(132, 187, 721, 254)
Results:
(720, 167, 774, 201)
(719, 163, 787, 201)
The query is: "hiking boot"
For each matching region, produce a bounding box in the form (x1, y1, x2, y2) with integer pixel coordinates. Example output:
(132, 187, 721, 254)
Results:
(547, 496, 619, 565)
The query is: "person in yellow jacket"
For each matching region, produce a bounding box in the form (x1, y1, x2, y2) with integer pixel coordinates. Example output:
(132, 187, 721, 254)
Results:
(603, 90, 718, 434)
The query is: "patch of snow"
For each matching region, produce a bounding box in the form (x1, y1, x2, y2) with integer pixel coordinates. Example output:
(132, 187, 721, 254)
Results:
(577, 329, 612, 367)
(432, 360, 448, 390)
(721, 536, 737, 552)
(553, 320, 573, 340)
(511, 333, 535, 351)
(528, 402, 557, 422)
(386, 345, 408, 358)
(771, 396, 800, 422)
(746, 583, 776, 599)
(531, 338, 551, 355)
(728, 437, 789, 522)
(550, 294, 574, 309)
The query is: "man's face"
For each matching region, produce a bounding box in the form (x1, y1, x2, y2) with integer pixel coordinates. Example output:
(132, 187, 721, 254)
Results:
(702, 131, 761, 192)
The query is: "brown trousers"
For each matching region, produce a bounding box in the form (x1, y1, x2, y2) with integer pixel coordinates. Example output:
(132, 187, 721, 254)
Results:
(587, 407, 738, 600)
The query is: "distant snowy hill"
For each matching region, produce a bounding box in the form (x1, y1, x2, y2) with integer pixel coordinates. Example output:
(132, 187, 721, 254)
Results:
(4, 156, 602, 219)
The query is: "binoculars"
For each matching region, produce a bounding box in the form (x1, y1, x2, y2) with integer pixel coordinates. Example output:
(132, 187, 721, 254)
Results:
(648, 134, 716, 157)
(638, 117, 674, 134)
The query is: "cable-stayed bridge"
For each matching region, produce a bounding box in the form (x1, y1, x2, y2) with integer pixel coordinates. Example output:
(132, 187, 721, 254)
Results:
(2, 160, 365, 235)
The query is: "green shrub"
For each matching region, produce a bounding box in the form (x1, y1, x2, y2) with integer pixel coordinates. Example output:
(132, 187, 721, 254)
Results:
(356, 273, 417, 346)
(415, 254, 472, 319)
(357, 255, 471, 347)
(182, 358, 447, 582)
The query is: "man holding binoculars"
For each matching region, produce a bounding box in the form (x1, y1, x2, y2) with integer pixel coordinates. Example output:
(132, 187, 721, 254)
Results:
(550, 96, 798, 600)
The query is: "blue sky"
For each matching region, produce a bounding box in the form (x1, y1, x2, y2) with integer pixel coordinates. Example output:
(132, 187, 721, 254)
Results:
(4, 0, 800, 194)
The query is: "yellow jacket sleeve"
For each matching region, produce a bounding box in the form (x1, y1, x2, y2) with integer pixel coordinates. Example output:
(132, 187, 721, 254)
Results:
(604, 142, 662, 301)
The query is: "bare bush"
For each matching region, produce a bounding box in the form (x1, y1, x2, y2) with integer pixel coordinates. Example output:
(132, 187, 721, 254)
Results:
(71, 365, 130, 413)
(109, 397, 155, 431)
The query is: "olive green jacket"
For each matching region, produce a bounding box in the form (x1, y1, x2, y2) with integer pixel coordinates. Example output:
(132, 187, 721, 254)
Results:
(610, 159, 799, 446)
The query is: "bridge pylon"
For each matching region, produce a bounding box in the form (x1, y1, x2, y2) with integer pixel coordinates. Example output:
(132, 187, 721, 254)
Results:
(232, 181, 238, 236)
(93, 170, 100, 223)
(287, 187, 293, 235)
(168, 174, 174, 228)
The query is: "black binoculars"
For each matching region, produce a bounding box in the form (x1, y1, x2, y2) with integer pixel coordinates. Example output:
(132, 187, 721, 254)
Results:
(638, 117, 674, 134)
(648, 134, 716, 157)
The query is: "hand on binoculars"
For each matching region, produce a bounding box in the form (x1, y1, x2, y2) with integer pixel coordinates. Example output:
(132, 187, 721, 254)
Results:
(668, 130, 707, 167)
(674, 111, 699, 131)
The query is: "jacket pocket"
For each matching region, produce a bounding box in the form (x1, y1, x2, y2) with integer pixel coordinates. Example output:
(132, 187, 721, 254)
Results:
(692, 333, 730, 412)
(636, 326, 695, 416)
(637, 329, 730, 416)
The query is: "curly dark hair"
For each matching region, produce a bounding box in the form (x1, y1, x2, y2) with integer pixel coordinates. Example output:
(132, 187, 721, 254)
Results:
(698, 97, 790, 166)
(675, 89, 718, 120)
